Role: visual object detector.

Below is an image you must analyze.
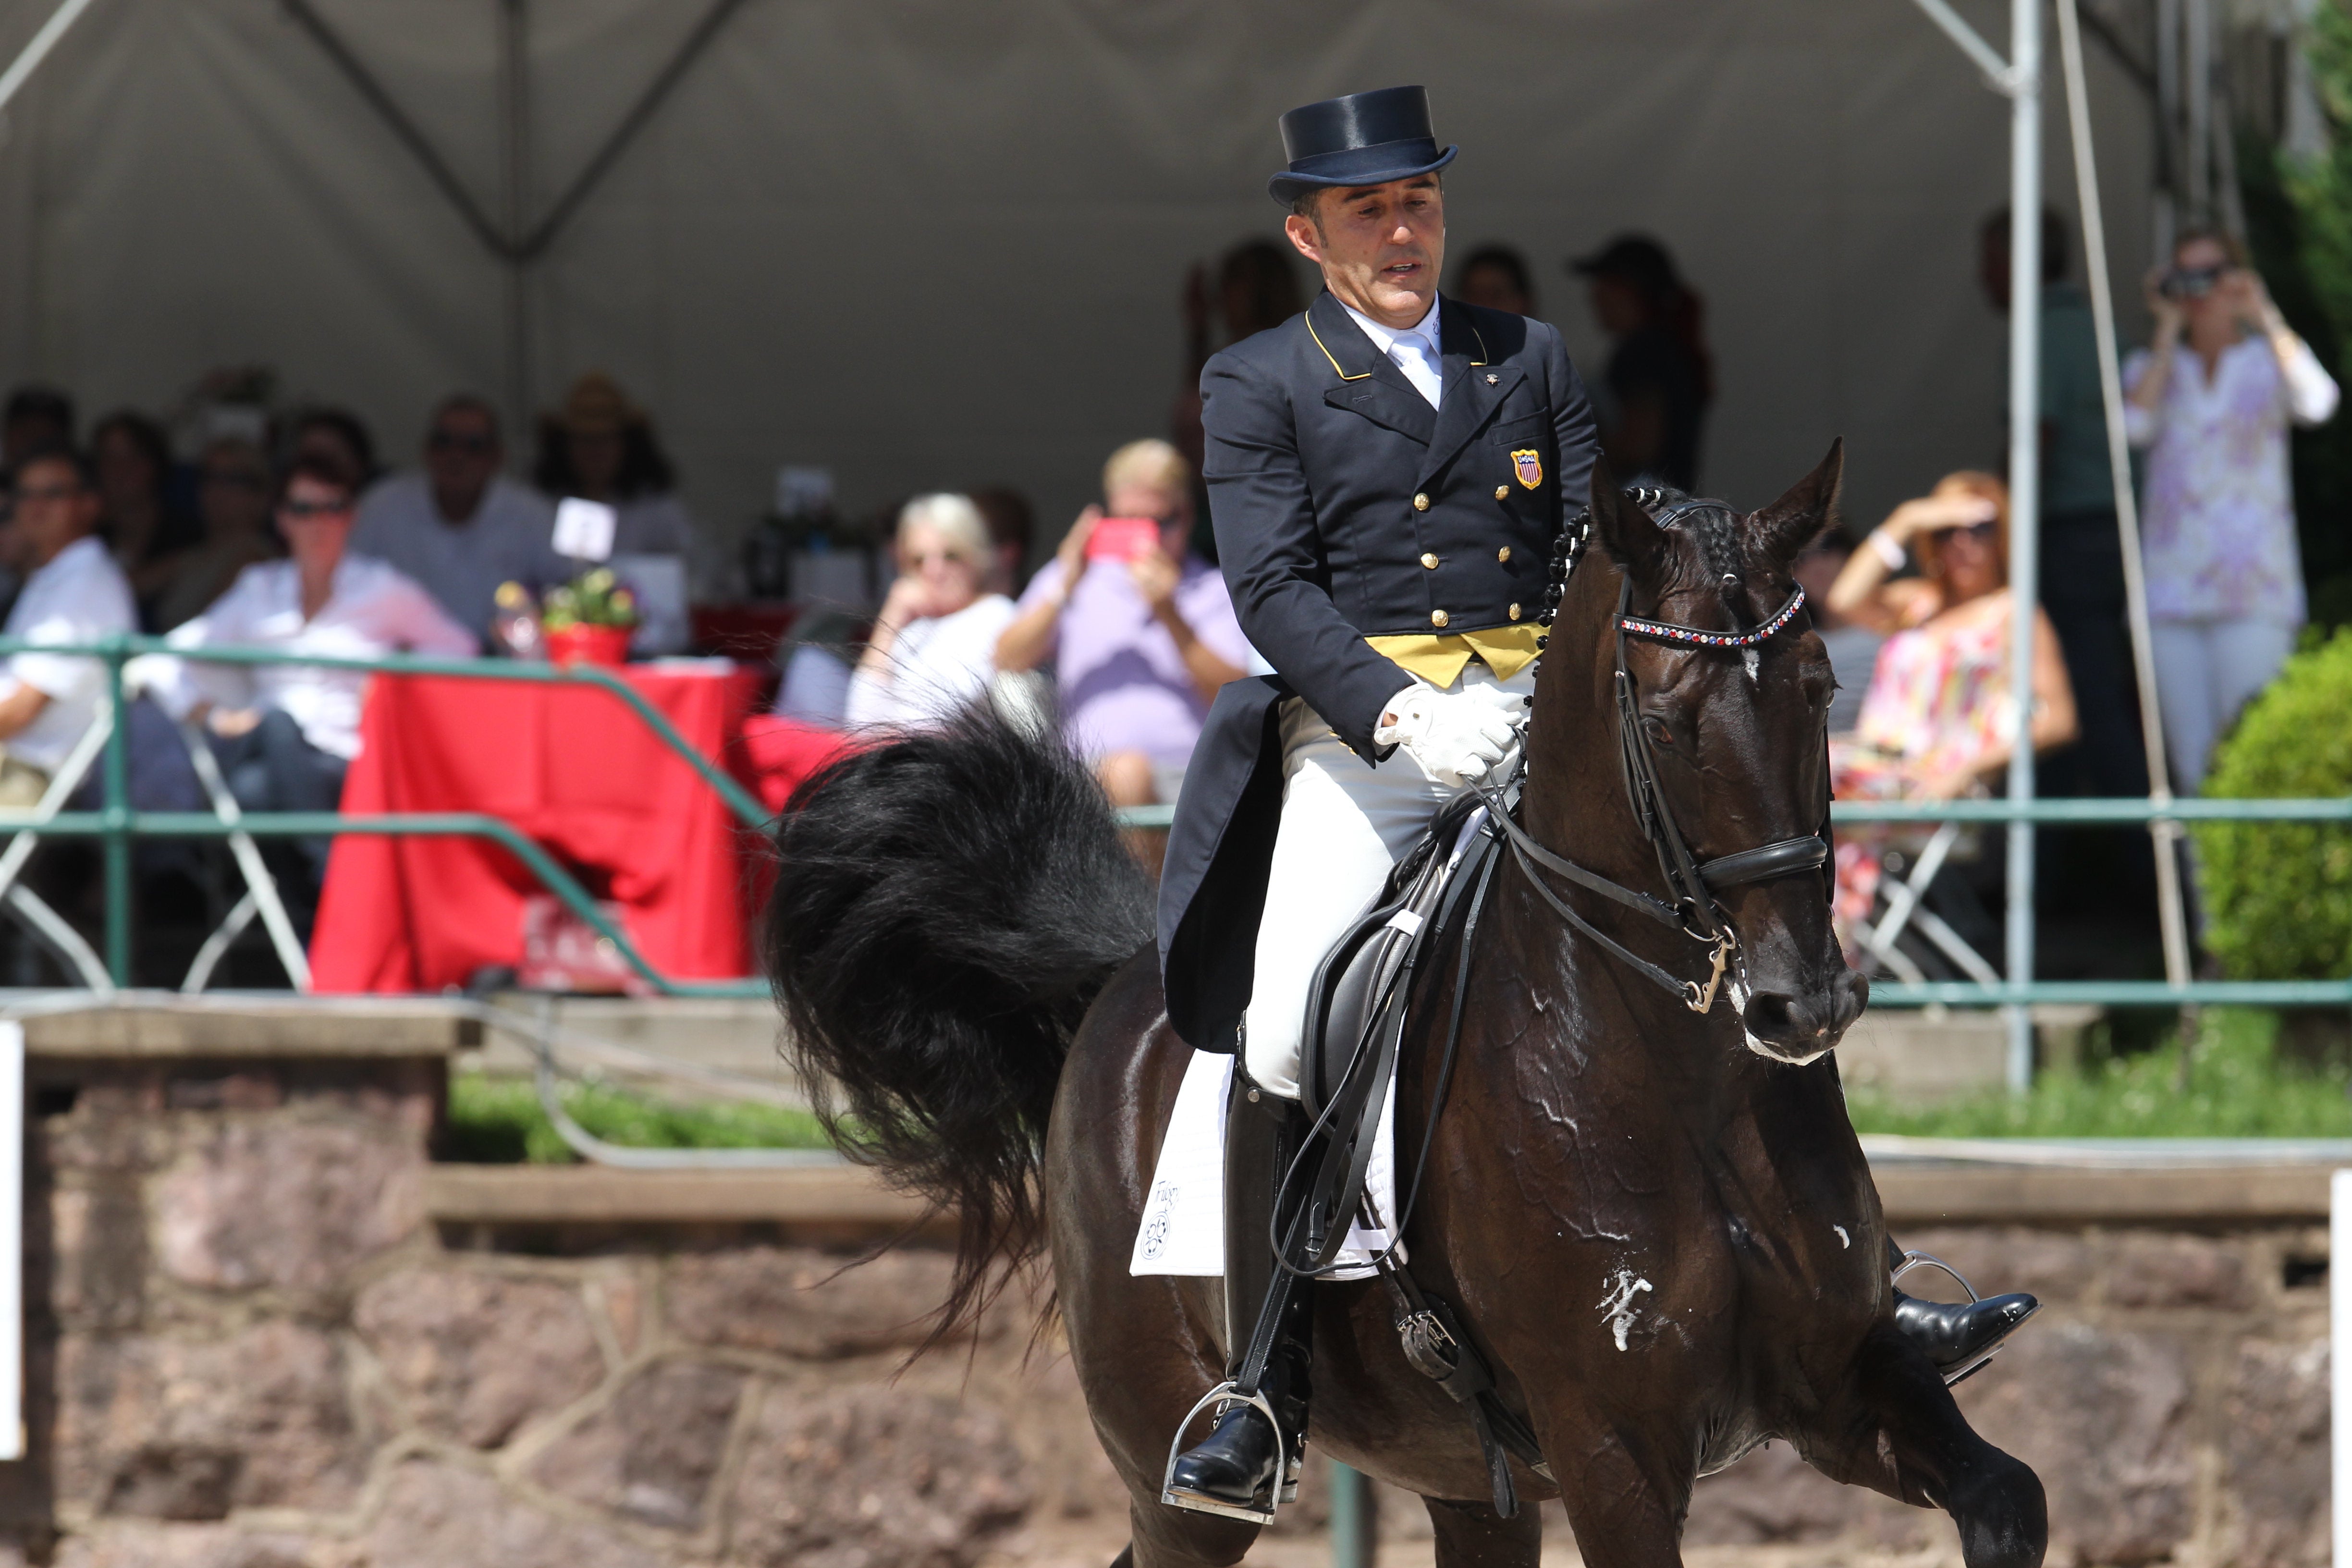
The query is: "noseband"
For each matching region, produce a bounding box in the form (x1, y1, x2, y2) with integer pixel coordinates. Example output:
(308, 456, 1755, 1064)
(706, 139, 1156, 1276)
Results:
(1481, 497, 1829, 1014)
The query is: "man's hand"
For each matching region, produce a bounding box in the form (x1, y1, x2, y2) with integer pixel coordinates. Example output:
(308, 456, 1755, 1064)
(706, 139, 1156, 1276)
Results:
(1053, 506, 1102, 591)
(876, 573, 942, 632)
(1375, 683, 1524, 788)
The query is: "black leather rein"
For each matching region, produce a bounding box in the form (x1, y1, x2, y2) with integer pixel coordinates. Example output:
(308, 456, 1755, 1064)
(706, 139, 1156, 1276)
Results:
(1482, 512, 1828, 1014)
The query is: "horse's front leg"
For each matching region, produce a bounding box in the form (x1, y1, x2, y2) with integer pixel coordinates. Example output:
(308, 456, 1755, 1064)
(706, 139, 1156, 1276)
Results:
(1422, 1494, 1544, 1568)
(1538, 1413, 1693, 1568)
(1790, 1322, 2046, 1568)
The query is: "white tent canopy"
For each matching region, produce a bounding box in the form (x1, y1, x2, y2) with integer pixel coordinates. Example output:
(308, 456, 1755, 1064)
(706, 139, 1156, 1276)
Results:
(0, 0, 2158, 562)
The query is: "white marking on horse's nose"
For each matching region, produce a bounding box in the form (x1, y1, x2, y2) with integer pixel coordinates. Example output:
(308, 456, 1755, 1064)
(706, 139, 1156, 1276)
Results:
(1834, 1225, 1851, 1249)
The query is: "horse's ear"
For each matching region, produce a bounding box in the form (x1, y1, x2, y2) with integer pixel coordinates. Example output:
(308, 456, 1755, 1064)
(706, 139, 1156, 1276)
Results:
(1748, 438, 1846, 568)
(1588, 454, 1669, 582)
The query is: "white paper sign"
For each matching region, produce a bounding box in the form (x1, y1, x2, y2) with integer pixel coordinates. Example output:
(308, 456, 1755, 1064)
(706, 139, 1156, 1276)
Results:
(551, 497, 617, 562)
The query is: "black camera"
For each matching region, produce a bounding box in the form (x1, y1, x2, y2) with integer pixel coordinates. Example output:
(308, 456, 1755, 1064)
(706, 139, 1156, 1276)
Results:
(2161, 264, 2226, 300)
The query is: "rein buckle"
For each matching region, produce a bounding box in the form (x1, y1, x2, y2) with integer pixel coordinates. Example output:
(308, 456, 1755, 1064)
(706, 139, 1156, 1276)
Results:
(1684, 928, 1737, 1015)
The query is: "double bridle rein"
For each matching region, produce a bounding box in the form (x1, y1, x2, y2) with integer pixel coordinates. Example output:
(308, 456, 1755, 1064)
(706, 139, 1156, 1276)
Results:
(1480, 496, 1829, 1014)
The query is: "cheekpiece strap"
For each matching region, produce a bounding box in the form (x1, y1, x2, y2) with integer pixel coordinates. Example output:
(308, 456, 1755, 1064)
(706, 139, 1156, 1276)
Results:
(1620, 585, 1808, 649)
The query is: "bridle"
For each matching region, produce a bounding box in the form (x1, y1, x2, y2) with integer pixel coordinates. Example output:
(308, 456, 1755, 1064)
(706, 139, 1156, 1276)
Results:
(1479, 494, 1829, 1014)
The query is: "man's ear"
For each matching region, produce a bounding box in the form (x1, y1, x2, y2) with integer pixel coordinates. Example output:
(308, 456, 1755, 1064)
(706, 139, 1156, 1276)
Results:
(1588, 453, 1669, 583)
(1747, 438, 1845, 569)
(1283, 210, 1324, 264)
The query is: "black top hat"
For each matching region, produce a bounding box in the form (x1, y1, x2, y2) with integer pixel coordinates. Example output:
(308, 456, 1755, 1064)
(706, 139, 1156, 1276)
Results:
(1268, 86, 1458, 206)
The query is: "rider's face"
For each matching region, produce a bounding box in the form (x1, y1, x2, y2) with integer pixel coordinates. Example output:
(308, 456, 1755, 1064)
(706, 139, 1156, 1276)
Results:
(1285, 176, 1446, 330)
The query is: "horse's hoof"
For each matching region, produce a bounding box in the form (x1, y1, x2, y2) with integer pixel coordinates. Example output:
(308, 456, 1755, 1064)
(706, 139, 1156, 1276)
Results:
(1163, 1405, 1283, 1522)
(1894, 1291, 2040, 1383)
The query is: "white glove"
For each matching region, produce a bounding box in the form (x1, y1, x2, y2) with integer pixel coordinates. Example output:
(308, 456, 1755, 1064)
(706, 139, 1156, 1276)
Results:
(1374, 683, 1525, 788)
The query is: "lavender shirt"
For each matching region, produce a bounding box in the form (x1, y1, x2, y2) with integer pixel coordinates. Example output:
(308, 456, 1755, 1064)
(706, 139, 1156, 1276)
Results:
(1018, 554, 1254, 767)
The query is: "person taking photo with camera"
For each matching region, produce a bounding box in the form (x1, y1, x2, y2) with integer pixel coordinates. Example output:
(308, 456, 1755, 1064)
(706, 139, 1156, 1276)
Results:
(2126, 229, 2339, 792)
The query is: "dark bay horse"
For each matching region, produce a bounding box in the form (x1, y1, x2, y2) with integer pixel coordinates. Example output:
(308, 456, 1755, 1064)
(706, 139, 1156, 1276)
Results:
(763, 447, 2046, 1568)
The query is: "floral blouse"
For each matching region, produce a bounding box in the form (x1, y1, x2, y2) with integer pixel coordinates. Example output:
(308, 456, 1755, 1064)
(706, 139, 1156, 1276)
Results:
(1832, 594, 2017, 799)
(2123, 334, 2339, 623)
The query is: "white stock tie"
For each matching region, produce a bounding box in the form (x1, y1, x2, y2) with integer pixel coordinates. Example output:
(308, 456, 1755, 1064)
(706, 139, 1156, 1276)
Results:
(1389, 331, 1443, 410)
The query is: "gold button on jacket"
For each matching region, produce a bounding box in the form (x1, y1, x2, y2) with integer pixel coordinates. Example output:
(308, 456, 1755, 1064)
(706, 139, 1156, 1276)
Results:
(1494, 485, 1509, 501)
(1496, 545, 1512, 563)
(1419, 552, 1439, 569)
(1508, 603, 1522, 621)
(1430, 609, 1450, 629)
(1412, 492, 1430, 512)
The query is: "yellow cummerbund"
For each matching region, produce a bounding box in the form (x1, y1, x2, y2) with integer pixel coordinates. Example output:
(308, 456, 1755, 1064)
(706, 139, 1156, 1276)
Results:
(1365, 625, 1547, 687)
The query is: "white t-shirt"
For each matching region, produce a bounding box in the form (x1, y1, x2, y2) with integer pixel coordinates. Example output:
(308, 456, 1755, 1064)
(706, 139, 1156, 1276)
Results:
(0, 536, 137, 774)
(844, 595, 1017, 731)
(350, 472, 568, 645)
(142, 554, 477, 760)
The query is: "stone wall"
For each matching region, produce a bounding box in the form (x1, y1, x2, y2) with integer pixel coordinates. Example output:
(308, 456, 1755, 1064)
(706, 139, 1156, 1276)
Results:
(0, 1018, 2334, 1568)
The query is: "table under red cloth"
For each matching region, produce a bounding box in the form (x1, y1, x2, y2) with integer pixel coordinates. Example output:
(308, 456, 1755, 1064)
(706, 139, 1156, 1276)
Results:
(310, 666, 790, 992)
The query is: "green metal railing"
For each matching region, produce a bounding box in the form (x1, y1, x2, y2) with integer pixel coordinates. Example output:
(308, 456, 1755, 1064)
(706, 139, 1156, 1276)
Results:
(0, 635, 773, 997)
(1114, 794, 2352, 1011)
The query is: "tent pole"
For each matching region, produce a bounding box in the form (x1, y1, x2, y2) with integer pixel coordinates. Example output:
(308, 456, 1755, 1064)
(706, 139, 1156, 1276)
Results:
(2056, 0, 2195, 992)
(0, 0, 102, 119)
(498, 0, 533, 441)
(2003, 0, 2043, 1092)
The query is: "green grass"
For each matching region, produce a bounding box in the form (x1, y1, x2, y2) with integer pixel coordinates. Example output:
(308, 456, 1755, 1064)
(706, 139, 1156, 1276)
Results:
(1845, 1008, 2352, 1139)
(444, 1073, 834, 1164)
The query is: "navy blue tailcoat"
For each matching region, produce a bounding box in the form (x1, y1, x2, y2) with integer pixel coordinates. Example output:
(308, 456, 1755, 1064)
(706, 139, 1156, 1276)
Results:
(1157, 289, 1601, 1051)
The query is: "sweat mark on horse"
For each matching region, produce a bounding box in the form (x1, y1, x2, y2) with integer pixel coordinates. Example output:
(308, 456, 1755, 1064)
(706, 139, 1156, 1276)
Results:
(761, 443, 2048, 1568)
(1599, 1270, 1654, 1352)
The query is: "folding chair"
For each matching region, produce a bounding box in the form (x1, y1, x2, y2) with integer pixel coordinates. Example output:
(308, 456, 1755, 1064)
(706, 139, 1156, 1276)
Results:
(0, 698, 122, 993)
(173, 716, 312, 992)
(1848, 820, 2003, 989)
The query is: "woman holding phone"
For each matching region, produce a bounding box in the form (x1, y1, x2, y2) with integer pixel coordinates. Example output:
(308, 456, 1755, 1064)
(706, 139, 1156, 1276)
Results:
(995, 440, 1255, 824)
(2125, 230, 2339, 790)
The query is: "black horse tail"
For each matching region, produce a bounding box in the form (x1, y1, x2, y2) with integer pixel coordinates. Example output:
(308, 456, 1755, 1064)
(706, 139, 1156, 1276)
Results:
(763, 702, 1155, 1348)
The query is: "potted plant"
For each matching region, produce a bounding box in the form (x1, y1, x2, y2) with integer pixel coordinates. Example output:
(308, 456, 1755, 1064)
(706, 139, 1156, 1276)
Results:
(540, 568, 638, 668)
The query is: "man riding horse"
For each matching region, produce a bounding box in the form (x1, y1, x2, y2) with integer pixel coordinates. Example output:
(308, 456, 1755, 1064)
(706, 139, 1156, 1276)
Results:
(1156, 85, 2038, 1517)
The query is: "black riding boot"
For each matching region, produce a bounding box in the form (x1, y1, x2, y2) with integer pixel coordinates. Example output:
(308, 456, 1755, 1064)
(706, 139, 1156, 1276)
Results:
(1164, 1079, 1311, 1517)
(1886, 1237, 2039, 1380)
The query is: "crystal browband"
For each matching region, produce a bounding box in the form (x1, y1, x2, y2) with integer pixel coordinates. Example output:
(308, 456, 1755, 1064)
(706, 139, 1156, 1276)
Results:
(1619, 585, 1807, 649)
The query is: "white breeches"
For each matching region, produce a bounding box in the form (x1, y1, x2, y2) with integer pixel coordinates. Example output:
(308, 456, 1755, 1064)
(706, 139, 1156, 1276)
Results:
(1241, 660, 1535, 1099)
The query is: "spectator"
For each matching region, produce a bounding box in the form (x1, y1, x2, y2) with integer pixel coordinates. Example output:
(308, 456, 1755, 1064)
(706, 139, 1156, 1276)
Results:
(3, 386, 74, 470)
(1175, 239, 1308, 482)
(1569, 234, 1714, 490)
(142, 438, 280, 632)
(1980, 205, 2144, 799)
(531, 373, 694, 651)
(1455, 244, 1536, 315)
(1825, 472, 2078, 948)
(994, 440, 1250, 812)
(285, 407, 378, 491)
(90, 412, 197, 589)
(2126, 228, 2341, 792)
(0, 446, 137, 804)
(970, 486, 1036, 596)
(351, 394, 564, 647)
(845, 494, 1017, 731)
(139, 454, 473, 917)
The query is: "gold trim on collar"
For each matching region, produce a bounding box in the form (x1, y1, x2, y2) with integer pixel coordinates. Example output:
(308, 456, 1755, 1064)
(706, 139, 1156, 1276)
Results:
(1466, 319, 1489, 367)
(1306, 312, 1373, 381)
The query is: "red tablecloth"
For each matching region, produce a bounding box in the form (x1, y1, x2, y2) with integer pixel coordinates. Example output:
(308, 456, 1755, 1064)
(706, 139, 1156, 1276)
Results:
(311, 667, 784, 992)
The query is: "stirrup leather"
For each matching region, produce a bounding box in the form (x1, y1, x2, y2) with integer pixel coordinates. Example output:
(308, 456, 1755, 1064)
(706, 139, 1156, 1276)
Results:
(1159, 1382, 1300, 1524)
(1893, 1249, 2004, 1388)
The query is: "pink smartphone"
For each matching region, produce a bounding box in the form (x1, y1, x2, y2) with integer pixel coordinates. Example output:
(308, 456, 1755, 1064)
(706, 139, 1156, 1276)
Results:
(1086, 516, 1163, 564)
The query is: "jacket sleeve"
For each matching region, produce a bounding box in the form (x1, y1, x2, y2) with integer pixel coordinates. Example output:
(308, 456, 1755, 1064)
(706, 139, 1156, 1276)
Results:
(1542, 320, 1602, 510)
(1200, 349, 1412, 758)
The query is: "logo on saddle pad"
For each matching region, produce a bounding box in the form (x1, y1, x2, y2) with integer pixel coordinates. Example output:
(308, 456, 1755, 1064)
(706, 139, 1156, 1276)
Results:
(1511, 449, 1543, 489)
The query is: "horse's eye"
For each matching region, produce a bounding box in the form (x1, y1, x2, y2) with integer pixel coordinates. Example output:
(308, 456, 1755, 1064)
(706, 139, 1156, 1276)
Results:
(1645, 717, 1675, 748)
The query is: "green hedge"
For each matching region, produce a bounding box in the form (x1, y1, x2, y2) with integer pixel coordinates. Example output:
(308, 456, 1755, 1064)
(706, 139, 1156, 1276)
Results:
(2195, 628, 2352, 978)
(445, 1073, 833, 1164)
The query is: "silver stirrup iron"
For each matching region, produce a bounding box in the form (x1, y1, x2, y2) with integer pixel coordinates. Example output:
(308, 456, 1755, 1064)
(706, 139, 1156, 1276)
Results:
(1159, 1381, 1298, 1524)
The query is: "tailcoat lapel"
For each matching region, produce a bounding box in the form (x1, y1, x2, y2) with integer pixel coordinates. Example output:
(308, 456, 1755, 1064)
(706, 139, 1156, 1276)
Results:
(1309, 292, 1436, 446)
(1417, 297, 1522, 489)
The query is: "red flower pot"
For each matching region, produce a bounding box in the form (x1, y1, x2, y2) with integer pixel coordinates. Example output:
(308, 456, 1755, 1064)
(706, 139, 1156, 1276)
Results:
(545, 624, 634, 668)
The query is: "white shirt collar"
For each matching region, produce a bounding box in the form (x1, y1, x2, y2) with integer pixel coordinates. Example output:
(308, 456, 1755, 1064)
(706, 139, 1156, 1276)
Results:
(1341, 292, 1442, 357)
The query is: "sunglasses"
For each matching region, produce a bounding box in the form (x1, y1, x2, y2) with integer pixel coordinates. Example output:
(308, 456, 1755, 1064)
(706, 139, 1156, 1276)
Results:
(279, 498, 354, 520)
(905, 549, 976, 568)
(1932, 519, 1999, 544)
(10, 483, 82, 505)
(428, 430, 495, 454)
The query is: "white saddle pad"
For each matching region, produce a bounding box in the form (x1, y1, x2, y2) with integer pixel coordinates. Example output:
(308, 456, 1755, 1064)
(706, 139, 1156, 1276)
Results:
(1129, 1049, 1399, 1282)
